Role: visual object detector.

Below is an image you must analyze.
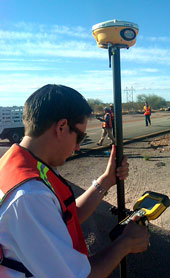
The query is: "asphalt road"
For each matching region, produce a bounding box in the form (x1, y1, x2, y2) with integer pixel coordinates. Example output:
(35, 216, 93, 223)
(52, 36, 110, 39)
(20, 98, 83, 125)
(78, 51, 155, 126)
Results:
(0, 112, 170, 158)
(81, 111, 170, 150)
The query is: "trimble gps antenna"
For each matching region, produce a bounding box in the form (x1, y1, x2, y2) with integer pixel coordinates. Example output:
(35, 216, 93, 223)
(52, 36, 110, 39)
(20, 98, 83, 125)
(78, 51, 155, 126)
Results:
(92, 19, 139, 278)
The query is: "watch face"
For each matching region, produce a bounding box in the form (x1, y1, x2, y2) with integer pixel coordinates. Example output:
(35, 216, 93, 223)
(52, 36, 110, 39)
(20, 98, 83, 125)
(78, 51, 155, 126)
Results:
(120, 28, 136, 41)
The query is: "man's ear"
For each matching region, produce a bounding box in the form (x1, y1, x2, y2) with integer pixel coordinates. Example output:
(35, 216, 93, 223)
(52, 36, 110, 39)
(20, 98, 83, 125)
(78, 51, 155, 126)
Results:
(55, 119, 68, 135)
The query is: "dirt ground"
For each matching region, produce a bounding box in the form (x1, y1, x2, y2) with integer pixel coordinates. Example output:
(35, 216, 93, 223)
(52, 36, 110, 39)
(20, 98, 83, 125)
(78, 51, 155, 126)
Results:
(58, 134, 170, 278)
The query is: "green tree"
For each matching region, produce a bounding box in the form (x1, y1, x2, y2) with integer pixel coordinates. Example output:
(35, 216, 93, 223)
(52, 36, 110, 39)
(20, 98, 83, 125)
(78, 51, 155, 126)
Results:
(87, 99, 104, 113)
(136, 94, 147, 104)
(136, 94, 167, 110)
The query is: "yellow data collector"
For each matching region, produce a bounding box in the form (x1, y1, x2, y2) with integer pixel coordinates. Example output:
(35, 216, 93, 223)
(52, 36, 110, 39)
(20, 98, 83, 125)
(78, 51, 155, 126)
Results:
(133, 191, 170, 221)
(109, 191, 170, 241)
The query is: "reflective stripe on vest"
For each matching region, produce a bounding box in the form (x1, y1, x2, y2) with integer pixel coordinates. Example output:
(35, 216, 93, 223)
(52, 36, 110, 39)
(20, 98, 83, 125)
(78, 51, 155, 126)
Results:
(0, 189, 4, 202)
(37, 161, 54, 192)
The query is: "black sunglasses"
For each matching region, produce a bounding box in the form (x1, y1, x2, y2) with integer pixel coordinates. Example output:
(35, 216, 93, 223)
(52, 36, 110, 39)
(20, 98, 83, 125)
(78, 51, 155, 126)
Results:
(68, 125, 87, 145)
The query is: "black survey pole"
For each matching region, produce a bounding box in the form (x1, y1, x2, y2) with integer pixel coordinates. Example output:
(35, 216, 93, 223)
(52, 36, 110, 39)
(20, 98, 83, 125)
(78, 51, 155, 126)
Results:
(92, 19, 138, 278)
(109, 45, 127, 277)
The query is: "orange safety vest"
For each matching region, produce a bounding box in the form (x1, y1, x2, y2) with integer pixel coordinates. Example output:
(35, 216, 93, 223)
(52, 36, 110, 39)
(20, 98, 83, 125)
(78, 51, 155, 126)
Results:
(0, 144, 88, 258)
(144, 106, 151, 115)
(102, 112, 112, 128)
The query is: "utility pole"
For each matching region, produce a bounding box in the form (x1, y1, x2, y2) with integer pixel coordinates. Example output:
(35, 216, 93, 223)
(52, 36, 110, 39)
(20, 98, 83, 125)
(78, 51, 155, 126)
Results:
(124, 86, 135, 112)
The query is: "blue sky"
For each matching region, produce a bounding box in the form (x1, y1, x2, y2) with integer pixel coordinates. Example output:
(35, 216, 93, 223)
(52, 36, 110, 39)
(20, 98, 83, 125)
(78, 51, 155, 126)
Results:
(0, 0, 170, 106)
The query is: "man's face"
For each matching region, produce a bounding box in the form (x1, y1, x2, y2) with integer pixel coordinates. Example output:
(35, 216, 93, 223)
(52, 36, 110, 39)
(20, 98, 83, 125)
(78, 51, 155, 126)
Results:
(57, 117, 88, 166)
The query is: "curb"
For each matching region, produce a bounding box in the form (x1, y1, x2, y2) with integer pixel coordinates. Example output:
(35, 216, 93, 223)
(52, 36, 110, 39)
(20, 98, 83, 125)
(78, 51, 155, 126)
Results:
(67, 129, 170, 161)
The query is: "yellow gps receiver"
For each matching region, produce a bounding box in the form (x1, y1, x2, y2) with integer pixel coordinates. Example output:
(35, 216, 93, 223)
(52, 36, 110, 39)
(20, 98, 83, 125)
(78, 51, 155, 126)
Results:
(109, 191, 170, 241)
(92, 19, 139, 49)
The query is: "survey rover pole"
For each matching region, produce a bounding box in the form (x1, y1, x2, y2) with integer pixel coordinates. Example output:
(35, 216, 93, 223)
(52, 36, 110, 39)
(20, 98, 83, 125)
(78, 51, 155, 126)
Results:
(92, 19, 139, 278)
(111, 46, 127, 277)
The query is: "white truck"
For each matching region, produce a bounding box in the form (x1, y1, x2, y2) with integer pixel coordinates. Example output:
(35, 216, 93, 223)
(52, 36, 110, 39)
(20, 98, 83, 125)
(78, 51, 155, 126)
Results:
(0, 106, 24, 143)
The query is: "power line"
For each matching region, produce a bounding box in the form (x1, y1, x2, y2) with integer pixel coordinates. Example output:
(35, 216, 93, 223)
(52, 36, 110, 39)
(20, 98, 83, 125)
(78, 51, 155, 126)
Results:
(124, 86, 135, 111)
(124, 86, 135, 103)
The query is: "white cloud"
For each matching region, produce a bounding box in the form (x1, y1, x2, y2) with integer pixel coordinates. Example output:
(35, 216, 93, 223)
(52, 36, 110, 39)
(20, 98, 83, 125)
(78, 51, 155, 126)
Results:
(122, 47, 170, 64)
(140, 68, 159, 73)
(1, 23, 170, 65)
(148, 36, 170, 42)
(1, 22, 170, 105)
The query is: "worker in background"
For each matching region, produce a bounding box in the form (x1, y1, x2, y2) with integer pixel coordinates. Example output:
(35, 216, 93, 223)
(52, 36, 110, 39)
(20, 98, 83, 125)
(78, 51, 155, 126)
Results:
(143, 101, 151, 127)
(109, 104, 115, 137)
(97, 107, 115, 146)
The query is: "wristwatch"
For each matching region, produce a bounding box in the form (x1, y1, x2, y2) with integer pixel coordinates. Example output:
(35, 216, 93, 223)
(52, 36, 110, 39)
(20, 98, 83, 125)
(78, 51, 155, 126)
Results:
(92, 180, 108, 196)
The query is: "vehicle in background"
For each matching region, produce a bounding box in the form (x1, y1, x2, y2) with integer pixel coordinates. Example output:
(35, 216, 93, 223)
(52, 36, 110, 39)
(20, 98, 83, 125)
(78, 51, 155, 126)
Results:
(0, 106, 24, 143)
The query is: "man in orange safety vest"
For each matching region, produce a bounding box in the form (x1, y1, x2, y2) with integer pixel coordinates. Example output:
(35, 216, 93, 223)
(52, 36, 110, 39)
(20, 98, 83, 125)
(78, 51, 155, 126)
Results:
(143, 102, 151, 127)
(97, 107, 115, 146)
(0, 85, 149, 278)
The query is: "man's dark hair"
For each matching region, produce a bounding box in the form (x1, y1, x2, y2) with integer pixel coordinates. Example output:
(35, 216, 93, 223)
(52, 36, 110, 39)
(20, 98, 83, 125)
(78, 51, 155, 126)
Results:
(22, 84, 92, 137)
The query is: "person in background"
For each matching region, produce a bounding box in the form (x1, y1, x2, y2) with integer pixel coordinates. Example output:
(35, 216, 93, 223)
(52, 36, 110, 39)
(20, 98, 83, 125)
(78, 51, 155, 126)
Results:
(109, 103, 115, 137)
(0, 84, 149, 278)
(97, 107, 115, 146)
(143, 101, 151, 126)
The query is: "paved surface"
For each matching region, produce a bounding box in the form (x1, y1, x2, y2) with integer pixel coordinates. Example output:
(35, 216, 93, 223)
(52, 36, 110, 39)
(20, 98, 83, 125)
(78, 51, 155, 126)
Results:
(80, 112, 170, 153)
(1, 112, 170, 158)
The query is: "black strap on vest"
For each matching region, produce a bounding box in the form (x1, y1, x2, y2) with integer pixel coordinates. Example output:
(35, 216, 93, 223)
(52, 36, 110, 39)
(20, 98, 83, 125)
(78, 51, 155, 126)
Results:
(63, 195, 75, 207)
(0, 195, 75, 277)
(0, 258, 33, 277)
(0, 245, 33, 277)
